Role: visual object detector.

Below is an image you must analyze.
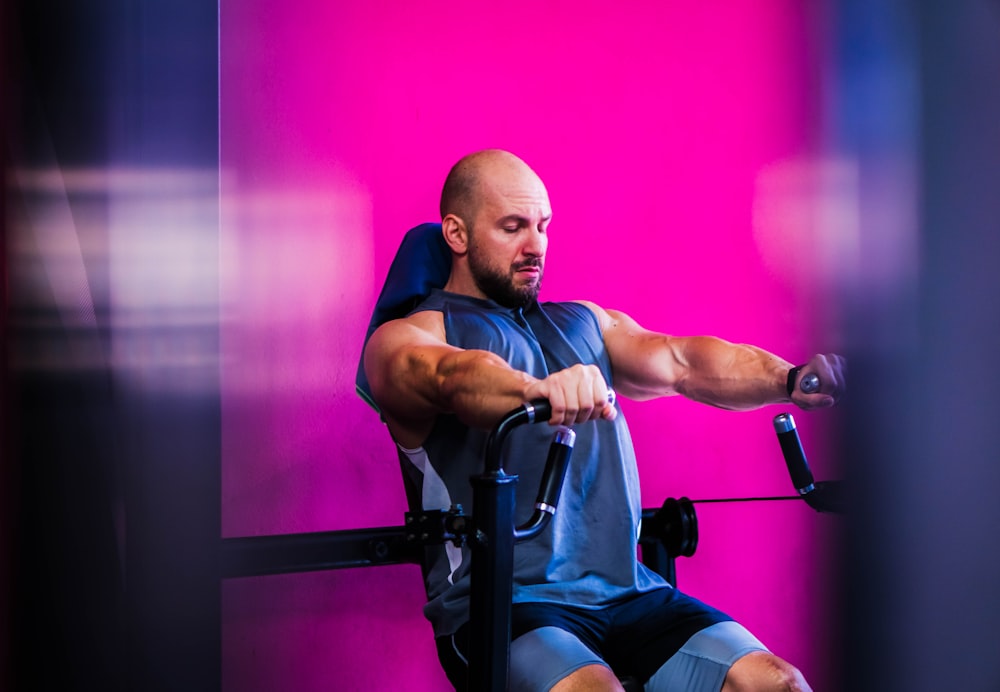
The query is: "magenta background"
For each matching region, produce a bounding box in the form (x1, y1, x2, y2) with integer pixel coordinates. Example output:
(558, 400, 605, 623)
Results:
(219, 2, 843, 690)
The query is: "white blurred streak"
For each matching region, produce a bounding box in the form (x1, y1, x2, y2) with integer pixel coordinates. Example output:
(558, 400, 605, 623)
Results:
(852, 156, 920, 302)
(106, 167, 221, 394)
(11, 167, 99, 331)
(107, 167, 220, 315)
(219, 176, 374, 395)
(8, 165, 106, 376)
(94, 168, 219, 394)
(753, 157, 862, 294)
(7, 166, 223, 395)
(753, 155, 919, 340)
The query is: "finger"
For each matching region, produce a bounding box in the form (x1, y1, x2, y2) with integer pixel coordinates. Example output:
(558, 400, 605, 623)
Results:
(796, 394, 831, 411)
(544, 383, 569, 426)
(584, 367, 616, 423)
(602, 388, 618, 421)
(806, 353, 846, 400)
(571, 369, 595, 424)
(820, 355, 846, 401)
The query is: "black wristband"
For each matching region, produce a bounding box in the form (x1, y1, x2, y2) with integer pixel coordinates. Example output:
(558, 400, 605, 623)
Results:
(786, 365, 804, 397)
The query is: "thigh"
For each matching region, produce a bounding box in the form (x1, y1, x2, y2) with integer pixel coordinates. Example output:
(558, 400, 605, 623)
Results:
(509, 626, 610, 692)
(643, 621, 770, 692)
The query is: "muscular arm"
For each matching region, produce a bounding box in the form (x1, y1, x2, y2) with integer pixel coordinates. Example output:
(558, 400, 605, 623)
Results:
(578, 301, 842, 411)
(364, 310, 615, 448)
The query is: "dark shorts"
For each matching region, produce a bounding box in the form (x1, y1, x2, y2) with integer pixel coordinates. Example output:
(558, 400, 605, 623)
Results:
(435, 587, 735, 691)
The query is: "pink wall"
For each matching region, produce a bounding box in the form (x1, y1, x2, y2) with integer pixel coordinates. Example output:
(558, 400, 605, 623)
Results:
(220, 2, 844, 690)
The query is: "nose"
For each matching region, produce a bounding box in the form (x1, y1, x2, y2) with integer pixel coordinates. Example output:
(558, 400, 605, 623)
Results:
(522, 226, 547, 257)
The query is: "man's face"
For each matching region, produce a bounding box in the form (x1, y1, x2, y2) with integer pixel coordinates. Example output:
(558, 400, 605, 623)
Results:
(465, 168, 551, 309)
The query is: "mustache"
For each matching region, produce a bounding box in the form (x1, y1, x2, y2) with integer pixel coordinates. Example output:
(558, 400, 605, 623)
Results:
(512, 258, 542, 271)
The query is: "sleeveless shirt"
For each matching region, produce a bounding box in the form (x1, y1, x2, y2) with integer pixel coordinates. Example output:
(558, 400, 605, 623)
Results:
(400, 289, 670, 637)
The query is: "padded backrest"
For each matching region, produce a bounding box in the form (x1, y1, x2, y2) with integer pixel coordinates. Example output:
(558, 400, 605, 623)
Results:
(355, 222, 451, 413)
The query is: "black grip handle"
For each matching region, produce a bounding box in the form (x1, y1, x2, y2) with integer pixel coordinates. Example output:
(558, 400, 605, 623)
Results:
(773, 413, 815, 494)
(535, 427, 576, 510)
(525, 398, 552, 423)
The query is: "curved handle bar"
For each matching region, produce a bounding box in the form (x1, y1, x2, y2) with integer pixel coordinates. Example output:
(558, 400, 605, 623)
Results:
(484, 399, 554, 474)
(483, 398, 575, 541)
(485, 389, 616, 474)
(484, 394, 628, 540)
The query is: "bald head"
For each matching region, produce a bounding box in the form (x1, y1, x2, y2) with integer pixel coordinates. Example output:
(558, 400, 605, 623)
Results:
(438, 150, 552, 307)
(439, 149, 544, 224)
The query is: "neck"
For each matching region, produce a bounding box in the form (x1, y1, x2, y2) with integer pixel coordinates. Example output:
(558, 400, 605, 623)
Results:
(443, 269, 487, 301)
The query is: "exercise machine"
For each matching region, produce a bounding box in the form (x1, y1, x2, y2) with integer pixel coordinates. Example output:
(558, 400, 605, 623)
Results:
(220, 398, 841, 690)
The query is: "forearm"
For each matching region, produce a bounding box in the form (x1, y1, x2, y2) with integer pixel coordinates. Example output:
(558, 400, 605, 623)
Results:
(435, 349, 538, 429)
(673, 336, 792, 410)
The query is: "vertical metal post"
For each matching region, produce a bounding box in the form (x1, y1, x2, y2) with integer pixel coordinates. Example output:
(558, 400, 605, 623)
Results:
(468, 470, 518, 691)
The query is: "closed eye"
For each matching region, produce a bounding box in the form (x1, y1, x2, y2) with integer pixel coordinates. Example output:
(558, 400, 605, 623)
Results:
(498, 214, 550, 234)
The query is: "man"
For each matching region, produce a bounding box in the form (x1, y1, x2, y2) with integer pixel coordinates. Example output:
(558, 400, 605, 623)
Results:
(363, 149, 845, 691)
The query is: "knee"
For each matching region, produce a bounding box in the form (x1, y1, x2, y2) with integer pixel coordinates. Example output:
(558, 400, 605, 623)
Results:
(722, 652, 812, 692)
(764, 660, 810, 692)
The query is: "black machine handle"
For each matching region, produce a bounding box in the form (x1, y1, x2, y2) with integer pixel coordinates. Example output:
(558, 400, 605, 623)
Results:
(800, 372, 820, 394)
(515, 425, 576, 541)
(773, 413, 844, 514)
(483, 397, 584, 538)
(774, 413, 816, 494)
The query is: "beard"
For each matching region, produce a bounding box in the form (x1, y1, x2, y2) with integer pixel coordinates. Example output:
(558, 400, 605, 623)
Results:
(468, 243, 543, 309)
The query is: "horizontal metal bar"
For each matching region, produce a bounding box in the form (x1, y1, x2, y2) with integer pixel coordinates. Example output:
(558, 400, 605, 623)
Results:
(223, 503, 698, 580)
(220, 525, 422, 579)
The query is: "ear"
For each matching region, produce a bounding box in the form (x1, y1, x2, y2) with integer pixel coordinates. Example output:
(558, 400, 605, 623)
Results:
(441, 214, 469, 255)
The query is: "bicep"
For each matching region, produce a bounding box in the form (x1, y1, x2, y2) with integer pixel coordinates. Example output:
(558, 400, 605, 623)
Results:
(577, 302, 688, 400)
(363, 317, 459, 422)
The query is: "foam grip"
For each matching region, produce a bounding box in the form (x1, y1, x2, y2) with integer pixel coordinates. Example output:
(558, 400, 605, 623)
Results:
(773, 413, 815, 494)
(535, 427, 576, 510)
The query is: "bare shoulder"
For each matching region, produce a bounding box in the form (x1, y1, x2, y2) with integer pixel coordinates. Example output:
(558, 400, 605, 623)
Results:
(571, 300, 611, 329)
(366, 309, 446, 355)
(571, 300, 639, 334)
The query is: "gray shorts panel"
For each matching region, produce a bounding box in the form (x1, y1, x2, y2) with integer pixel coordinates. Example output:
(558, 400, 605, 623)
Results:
(644, 620, 770, 692)
(509, 626, 608, 692)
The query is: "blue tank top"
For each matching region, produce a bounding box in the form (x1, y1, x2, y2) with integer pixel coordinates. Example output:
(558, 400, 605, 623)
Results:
(400, 289, 670, 637)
